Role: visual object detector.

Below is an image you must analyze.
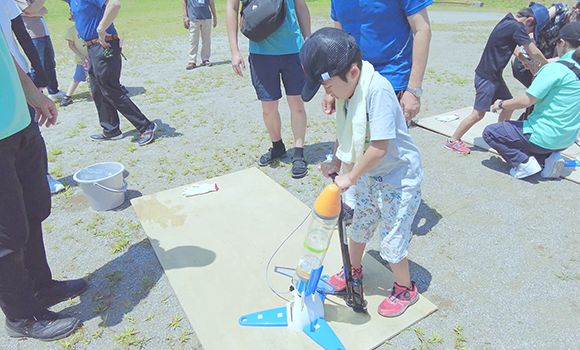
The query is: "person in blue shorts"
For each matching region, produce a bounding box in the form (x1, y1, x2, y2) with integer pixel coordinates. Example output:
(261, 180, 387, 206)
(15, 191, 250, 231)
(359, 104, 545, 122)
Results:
(446, 4, 550, 154)
(226, 0, 311, 179)
(483, 21, 580, 180)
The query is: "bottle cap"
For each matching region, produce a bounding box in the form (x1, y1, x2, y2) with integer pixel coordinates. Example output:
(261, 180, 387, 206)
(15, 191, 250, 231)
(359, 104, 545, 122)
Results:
(313, 184, 341, 219)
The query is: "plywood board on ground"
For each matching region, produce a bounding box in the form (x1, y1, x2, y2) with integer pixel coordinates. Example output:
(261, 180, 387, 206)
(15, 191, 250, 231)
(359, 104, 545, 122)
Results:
(132, 168, 437, 350)
(416, 107, 580, 183)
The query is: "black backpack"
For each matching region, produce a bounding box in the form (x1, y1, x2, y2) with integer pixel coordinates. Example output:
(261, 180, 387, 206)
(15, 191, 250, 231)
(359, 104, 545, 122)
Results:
(240, 0, 286, 42)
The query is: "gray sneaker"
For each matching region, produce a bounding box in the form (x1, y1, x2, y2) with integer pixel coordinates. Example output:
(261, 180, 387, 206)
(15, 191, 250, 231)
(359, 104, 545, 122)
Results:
(138, 122, 157, 146)
(540, 152, 564, 179)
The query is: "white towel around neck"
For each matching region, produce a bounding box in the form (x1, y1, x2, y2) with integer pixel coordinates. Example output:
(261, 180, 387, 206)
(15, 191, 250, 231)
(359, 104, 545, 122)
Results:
(335, 60, 375, 165)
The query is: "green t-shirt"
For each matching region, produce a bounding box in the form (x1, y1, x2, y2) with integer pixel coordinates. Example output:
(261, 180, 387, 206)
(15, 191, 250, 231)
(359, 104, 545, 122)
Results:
(248, 0, 303, 55)
(524, 51, 580, 150)
(0, 34, 30, 141)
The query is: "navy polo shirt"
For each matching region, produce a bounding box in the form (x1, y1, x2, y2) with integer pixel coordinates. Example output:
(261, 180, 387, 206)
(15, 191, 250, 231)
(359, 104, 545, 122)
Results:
(68, 0, 117, 41)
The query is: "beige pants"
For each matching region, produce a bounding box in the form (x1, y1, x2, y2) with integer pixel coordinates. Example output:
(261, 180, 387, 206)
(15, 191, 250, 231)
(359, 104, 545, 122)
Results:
(188, 19, 211, 64)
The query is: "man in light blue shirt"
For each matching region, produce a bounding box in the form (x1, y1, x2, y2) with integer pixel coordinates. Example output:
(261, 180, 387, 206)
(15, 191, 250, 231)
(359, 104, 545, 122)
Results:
(483, 21, 580, 180)
(0, 33, 86, 341)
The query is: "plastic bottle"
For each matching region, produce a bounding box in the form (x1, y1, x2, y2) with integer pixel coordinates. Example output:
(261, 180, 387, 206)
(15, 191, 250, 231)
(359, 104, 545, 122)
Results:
(295, 184, 341, 282)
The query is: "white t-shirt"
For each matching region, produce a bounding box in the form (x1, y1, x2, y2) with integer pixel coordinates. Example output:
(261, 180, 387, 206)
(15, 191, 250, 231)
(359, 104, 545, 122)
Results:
(0, 0, 28, 72)
(346, 71, 423, 189)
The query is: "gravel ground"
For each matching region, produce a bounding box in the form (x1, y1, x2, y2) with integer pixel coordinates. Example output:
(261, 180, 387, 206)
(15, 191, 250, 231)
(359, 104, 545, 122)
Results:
(1, 9, 579, 350)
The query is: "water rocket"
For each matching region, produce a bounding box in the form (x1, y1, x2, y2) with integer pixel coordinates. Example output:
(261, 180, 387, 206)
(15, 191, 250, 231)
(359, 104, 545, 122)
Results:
(239, 184, 367, 350)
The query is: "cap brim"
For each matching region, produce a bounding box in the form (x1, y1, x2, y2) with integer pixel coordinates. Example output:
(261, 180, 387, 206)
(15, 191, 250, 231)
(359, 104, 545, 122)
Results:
(301, 79, 321, 102)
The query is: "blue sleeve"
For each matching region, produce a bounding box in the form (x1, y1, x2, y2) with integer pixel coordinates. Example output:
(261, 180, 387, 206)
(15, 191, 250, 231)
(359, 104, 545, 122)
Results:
(513, 24, 532, 46)
(399, 0, 432, 17)
(330, 1, 336, 22)
(89, 0, 108, 8)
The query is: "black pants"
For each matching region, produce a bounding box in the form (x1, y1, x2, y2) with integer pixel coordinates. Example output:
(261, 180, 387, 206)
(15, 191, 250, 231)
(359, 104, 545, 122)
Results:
(87, 39, 150, 137)
(0, 124, 52, 319)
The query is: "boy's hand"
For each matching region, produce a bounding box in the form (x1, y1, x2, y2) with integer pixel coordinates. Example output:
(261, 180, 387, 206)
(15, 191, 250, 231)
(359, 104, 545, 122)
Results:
(319, 159, 340, 178)
(184, 16, 190, 29)
(334, 174, 355, 192)
(322, 93, 336, 115)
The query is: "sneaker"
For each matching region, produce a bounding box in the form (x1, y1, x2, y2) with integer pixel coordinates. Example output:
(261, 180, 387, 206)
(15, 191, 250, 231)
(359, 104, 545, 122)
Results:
(48, 91, 66, 101)
(327, 266, 363, 291)
(47, 175, 65, 194)
(377, 282, 419, 317)
(186, 62, 197, 70)
(258, 147, 286, 166)
(445, 139, 471, 154)
(509, 156, 541, 179)
(341, 202, 354, 225)
(540, 152, 564, 179)
(138, 122, 157, 146)
(5, 310, 80, 341)
(35, 279, 88, 308)
(59, 96, 73, 107)
(202, 60, 213, 67)
(291, 156, 308, 179)
(90, 133, 123, 141)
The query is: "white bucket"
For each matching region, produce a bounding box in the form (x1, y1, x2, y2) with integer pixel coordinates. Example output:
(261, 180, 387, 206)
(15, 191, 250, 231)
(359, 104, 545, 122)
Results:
(73, 162, 128, 211)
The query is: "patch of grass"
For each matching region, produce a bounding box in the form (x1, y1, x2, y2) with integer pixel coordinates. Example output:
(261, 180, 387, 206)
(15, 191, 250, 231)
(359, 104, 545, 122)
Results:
(112, 238, 130, 253)
(454, 324, 467, 350)
(57, 326, 91, 349)
(111, 327, 146, 347)
(104, 269, 123, 287)
(145, 312, 155, 321)
(168, 314, 183, 330)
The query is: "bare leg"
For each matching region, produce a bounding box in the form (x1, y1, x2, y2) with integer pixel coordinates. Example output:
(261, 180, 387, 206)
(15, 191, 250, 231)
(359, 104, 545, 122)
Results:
(450, 110, 486, 142)
(348, 238, 366, 269)
(286, 95, 306, 148)
(261, 100, 282, 142)
(65, 81, 80, 97)
(389, 257, 411, 288)
(498, 109, 514, 123)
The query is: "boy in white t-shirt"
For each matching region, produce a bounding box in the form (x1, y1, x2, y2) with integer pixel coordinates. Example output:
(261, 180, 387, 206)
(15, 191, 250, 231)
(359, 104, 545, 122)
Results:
(300, 28, 424, 317)
(60, 11, 88, 107)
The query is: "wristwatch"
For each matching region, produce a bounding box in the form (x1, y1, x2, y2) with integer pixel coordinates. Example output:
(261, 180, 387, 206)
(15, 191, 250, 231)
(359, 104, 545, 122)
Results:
(498, 100, 504, 109)
(405, 86, 423, 98)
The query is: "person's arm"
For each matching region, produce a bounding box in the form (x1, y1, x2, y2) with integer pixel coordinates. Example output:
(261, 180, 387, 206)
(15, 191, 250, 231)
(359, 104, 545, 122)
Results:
(320, 21, 343, 115)
(400, 8, 431, 121)
(67, 40, 87, 61)
(209, 0, 217, 28)
(294, 0, 311, 39)
(523, 42, 549, 66)
(20, 0, 46, 16)
(226, 0, 245, 76)
(11, 15, 48, 89)
(334, 140, 390, 190)
(97, 0, 121, 48)
(491, 93, 538, 113)
(13, 56, 57, 127)
(182, 0, 190, 29)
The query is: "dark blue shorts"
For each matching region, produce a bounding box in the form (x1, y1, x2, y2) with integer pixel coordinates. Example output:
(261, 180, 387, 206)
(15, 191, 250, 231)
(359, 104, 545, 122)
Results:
(249, 53, 305, 101)
(473, 74, 512, 112)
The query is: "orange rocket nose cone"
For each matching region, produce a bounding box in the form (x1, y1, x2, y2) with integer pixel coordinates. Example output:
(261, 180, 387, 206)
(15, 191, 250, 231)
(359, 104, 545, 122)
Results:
(313, 184, 341, 219)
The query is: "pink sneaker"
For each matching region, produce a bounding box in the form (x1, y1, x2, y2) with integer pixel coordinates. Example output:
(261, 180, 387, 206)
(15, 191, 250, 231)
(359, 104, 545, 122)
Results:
(327, 266, 363, 291)
(378, 282, 419, 317)
(445, 139, 471, 154)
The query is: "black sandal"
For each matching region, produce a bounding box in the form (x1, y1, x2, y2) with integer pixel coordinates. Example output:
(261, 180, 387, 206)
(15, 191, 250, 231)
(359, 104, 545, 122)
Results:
(291, 157, 308, 179)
